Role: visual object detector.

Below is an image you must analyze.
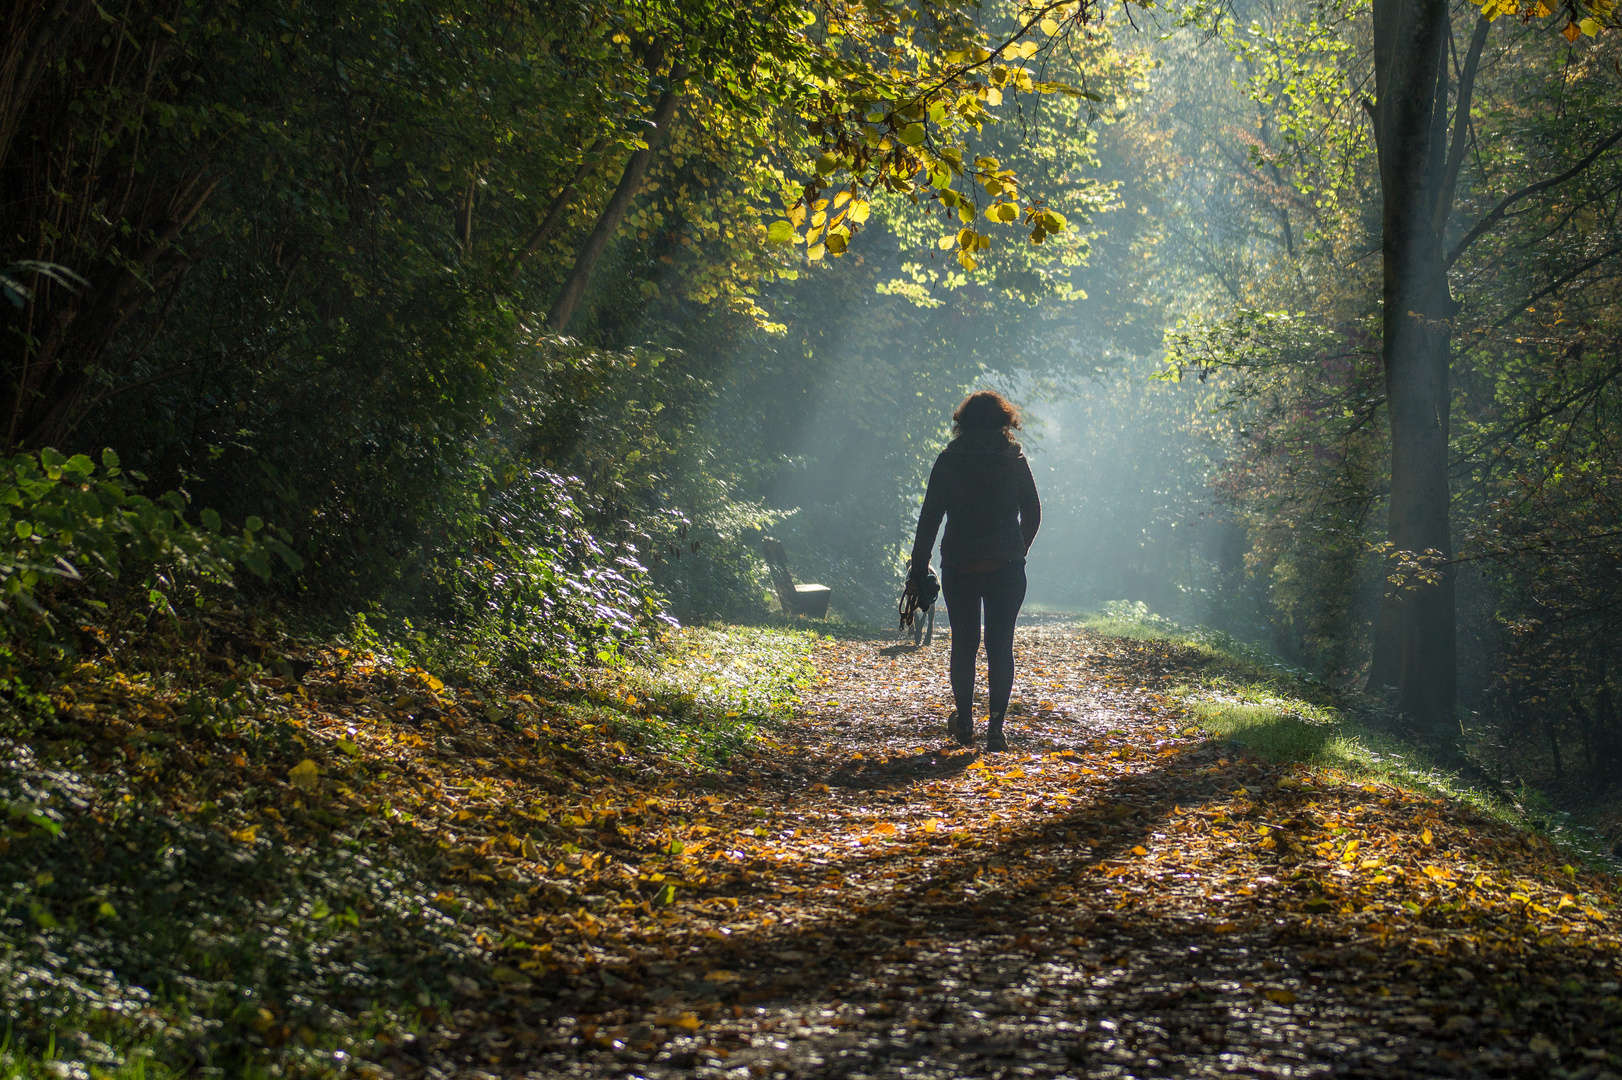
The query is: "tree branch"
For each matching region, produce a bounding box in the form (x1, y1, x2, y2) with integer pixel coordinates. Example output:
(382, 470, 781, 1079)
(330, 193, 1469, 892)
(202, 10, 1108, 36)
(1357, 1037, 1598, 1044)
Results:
(548, 61, 687, 332)
(1433, 15, 1490, 236)
(1447, 124, 1622, 269)
(1489, 243, 1622, 331)
(514, 136, 608, 267)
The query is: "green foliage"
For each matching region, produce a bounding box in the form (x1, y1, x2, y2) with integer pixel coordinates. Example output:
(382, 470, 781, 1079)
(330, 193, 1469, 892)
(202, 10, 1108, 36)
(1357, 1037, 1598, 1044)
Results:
(0, 724, 474, 1078)
(408, 465, 677, 678)
(0, 449, 300, 638)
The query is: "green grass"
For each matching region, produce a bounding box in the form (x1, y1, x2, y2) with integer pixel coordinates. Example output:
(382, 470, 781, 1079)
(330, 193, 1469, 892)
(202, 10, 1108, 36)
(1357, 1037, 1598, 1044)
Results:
(0, 1030, 179, 1080)
(1078, 601, 1621, 871)
(579, 624, 820, 764)
(1183, 685, 1521, 820)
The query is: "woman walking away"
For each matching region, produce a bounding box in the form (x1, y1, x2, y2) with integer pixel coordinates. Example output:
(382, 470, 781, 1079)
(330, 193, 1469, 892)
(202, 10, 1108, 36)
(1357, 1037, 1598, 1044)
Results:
(908, 391, 1041, 752)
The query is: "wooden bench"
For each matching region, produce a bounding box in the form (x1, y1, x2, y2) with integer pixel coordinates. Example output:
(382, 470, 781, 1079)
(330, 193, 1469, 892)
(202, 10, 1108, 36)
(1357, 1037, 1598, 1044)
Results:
(760, 537, 832, 618)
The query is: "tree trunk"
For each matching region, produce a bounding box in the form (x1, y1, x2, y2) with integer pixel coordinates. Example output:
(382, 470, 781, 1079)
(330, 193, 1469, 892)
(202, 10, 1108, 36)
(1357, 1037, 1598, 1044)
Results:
(1365, 0, 1461, 731)
(547, 62, 687, 332)
(515, 136, 608, 266)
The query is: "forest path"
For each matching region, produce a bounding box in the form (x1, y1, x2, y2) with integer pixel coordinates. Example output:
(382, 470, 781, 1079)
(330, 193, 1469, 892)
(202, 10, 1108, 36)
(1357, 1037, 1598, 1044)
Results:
(527, 625, 1622, 1079)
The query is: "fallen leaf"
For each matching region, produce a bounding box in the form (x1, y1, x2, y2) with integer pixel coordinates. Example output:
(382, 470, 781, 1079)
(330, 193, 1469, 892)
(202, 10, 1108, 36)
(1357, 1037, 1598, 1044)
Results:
(288, 759, 321, 791)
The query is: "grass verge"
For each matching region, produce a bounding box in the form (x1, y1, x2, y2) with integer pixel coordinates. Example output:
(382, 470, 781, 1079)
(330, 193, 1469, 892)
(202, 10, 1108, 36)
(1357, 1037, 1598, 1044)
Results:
(1078, 600, 1622, 872)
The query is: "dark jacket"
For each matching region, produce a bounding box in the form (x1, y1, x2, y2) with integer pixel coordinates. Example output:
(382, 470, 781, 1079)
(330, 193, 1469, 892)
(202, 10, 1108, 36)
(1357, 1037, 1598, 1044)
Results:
(910, 429, 1041, 574)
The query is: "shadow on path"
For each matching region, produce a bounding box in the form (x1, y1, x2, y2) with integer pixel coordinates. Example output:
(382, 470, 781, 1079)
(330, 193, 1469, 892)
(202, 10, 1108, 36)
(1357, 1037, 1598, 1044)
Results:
(405, 629, 1622, 1080)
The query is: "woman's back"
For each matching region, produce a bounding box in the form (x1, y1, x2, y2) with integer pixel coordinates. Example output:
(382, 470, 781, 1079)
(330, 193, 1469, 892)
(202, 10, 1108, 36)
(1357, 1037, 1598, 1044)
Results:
(912, 429, 1040, 572)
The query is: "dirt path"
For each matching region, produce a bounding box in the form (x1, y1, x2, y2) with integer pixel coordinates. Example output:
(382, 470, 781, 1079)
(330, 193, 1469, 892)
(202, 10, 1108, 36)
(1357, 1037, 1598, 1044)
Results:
(504, 625, 1622, 1080)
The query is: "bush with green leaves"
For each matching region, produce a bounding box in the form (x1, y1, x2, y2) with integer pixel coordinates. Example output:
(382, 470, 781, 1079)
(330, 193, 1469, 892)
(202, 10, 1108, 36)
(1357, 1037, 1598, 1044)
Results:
(401, 465, 675, 681)
(0, 449, 302, 638)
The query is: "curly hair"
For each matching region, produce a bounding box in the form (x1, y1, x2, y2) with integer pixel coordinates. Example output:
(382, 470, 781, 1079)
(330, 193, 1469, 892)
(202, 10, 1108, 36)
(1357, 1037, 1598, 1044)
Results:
(952, 390, 1022, 435)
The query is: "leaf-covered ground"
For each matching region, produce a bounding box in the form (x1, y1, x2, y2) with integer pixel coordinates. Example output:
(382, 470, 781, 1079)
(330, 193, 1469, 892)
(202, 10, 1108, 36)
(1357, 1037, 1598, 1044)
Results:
(5, 619, 1622, 1078)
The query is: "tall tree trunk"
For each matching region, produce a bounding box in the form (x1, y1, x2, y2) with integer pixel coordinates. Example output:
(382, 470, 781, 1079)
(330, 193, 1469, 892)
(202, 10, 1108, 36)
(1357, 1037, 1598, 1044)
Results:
(547, 62, 687, 332)
(1365, 0, 1469, 731)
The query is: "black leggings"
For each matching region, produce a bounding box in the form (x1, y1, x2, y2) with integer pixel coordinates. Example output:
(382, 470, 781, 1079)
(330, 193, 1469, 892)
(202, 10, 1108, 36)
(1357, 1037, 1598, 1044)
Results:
(941, 562, 1027, 720)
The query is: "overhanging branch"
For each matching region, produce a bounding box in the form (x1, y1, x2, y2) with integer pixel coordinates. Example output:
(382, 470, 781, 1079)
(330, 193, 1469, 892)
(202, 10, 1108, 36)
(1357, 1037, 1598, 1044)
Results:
(1447, 124, 1622, 270)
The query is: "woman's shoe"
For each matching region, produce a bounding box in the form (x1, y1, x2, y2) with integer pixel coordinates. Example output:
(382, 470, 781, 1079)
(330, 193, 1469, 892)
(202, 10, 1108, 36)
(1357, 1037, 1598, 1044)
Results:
(986, 713, 1007, 752)
(947, 710, 974, 746)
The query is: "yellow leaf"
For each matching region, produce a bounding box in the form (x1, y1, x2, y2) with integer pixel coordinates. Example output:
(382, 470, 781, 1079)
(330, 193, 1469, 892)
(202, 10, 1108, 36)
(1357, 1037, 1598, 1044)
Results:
(230, 825, 258, 843)
(1340, 839, 1360, 861)
(924, 819, 941, 833)
(849, 199, 871, 224)
(674, 1013, 702, 1031)
(1040, 17, 1060, 34)
(288, 759, 321, 791)
(1581, 16, 1602, 34)
(807, 243, 826, 261)
(1420, 828, 1433, 846)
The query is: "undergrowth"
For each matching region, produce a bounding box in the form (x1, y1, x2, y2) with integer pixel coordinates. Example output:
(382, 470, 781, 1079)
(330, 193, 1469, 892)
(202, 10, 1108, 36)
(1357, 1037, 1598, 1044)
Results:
(0, 607, 814, 1079)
